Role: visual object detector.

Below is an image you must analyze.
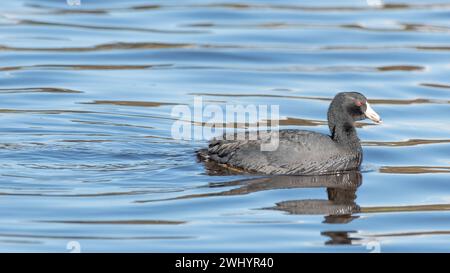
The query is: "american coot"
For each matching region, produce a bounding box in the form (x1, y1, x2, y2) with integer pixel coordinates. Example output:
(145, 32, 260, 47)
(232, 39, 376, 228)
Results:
(197, 92, 382, 175)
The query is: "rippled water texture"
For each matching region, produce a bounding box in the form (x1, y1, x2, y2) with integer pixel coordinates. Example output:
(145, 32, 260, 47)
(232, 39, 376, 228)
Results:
(0, 0, 449, 252)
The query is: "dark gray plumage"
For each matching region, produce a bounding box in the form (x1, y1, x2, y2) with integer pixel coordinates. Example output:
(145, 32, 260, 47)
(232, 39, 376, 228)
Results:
(197, 92, 382, 175)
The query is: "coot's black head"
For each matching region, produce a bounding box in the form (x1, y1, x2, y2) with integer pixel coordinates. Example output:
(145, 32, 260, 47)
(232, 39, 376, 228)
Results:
(328, 92, 382, 134)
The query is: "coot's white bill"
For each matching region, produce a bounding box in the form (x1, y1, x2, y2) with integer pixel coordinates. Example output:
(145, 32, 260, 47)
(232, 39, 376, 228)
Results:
(365, 102, 382, 124)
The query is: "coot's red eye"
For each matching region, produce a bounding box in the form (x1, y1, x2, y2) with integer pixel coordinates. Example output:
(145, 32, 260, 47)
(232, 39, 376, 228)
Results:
(355, 100, 362, 107)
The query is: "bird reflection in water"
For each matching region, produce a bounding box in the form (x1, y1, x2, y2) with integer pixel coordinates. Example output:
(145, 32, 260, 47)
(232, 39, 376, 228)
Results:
(202, 161, 361, 218)
(142, 161, 364, 245)
(200, 162, 363, 245)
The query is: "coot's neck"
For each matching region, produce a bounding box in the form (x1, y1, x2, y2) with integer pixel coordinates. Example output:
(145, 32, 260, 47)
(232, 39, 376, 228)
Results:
(330, 118, 361, 151)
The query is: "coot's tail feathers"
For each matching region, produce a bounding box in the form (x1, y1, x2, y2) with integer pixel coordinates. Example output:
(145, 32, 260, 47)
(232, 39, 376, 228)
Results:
(196, 148, 209, 160)
(197, 137, 225, 161)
